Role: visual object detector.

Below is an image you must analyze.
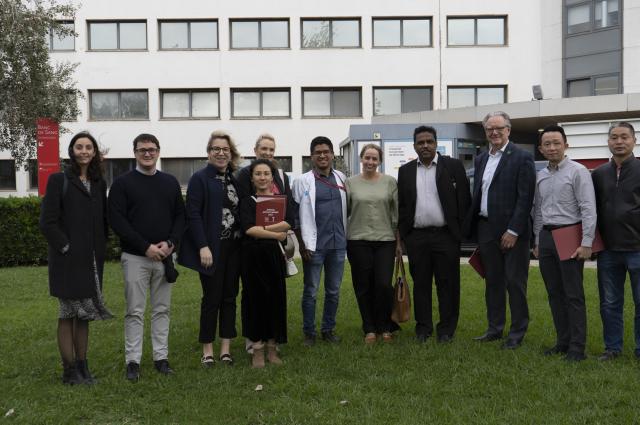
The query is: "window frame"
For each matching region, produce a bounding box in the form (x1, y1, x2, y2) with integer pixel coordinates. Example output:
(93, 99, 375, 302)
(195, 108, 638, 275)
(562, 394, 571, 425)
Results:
(88, 89, 150, 121)
(447, 85, 507, 108)
(371, 17, 432, 48)
(87, 20, 148, 51)
(0, 160, 17, 191)
(372, 86, 433, 116)
(300, 17, 362, 49)
(565, 0, 620, 36)
(230, 88, 292, 119)
(158, 19, 219, 50)
(446, 15, 508, 47)
(159, 89, 220, 120)
(566, 73, 620, 97)
(302, 87, 363, 118)
(48, 20, 75, 52)
(229, 18, 290, 49)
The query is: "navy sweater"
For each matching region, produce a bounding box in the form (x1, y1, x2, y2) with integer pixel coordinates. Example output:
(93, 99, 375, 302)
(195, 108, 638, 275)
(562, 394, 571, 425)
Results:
(108, 169, 186, 256)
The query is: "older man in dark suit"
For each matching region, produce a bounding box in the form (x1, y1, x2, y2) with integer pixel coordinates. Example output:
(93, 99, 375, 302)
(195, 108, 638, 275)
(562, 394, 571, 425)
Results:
(398, 125, 471, 343)
(466, 111, 536, 350)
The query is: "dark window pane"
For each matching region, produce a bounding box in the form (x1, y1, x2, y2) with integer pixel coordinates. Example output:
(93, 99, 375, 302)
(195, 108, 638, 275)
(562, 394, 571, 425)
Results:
(567, 79, 591, 97)
(302, 156, 313, 172)
(28, 159, 38, 189)
(0, 160, 16, 190)
(120, 92, 148, 119)
(104, 159, 135, 187)
(274, 156, 292, 172)
(402, 88, 430, 112)
(332, 90, 360, 116)
(595, 75, 619, 95)
(162, 158, 207, 186)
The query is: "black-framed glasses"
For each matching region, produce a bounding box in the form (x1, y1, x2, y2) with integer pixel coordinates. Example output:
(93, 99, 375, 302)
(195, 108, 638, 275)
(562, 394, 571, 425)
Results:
(135, 148, 159, 155)
(208, 146, 231, 154)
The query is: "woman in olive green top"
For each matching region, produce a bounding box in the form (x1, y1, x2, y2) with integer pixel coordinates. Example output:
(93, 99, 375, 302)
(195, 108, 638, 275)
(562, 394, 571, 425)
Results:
(345, 144, 402, 344)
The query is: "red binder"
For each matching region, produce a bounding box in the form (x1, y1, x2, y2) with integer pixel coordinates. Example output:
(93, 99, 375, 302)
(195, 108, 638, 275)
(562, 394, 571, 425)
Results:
(469, 248, 485, 279)
(255, 195, 286, 226)
(551, 224, 604, 261)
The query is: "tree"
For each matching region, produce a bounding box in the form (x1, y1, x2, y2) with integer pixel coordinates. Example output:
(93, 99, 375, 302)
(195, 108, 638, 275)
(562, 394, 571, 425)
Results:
(0, 0, 80, 167)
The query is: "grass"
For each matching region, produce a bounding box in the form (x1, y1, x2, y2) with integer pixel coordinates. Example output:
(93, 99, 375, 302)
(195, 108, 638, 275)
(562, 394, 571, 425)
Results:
(1, 261, 639, 424)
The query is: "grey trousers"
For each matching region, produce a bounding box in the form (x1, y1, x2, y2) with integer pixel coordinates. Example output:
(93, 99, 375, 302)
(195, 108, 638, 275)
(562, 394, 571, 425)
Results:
(121, 252, 172, 364)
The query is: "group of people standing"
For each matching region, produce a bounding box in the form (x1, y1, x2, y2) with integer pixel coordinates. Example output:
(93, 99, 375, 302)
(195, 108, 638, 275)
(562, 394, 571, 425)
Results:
(39, 110, 640, 385)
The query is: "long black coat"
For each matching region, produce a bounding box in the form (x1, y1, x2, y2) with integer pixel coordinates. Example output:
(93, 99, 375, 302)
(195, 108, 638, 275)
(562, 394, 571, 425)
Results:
(40, 170, 108, 299)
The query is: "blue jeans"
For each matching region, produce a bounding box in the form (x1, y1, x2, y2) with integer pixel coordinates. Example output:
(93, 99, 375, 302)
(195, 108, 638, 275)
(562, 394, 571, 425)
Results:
(597, 250, 640, 353)
(302, 248, 346, 335)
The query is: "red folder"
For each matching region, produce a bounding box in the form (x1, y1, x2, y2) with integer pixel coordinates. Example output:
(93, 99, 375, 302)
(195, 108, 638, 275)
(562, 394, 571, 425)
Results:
(255, 195, 286, 226)
(469, 248, 485, 279)
(551, 223, 604, 261)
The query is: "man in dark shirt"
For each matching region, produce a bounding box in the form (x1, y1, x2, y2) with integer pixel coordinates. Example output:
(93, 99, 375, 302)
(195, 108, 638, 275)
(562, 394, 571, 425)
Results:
(108, 133, 185, 381)
(592, 121, 640, 361)
(292, 137, 347, 346)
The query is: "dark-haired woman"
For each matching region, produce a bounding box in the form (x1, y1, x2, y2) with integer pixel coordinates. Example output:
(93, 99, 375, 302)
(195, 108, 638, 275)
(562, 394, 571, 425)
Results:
(240, 159, 294, 368)
(40, 132, 113, 385)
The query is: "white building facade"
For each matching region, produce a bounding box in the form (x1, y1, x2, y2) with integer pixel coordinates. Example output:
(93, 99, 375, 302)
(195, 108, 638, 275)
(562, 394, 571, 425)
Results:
(2, 0, 637, 195)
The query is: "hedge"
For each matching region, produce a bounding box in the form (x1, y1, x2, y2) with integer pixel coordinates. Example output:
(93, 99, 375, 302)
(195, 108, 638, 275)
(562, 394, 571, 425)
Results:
(0, 196, 121, 267)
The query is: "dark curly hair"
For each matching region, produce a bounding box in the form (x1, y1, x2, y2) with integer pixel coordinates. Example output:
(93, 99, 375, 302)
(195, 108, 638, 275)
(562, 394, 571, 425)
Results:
(67, 132, 104, 181)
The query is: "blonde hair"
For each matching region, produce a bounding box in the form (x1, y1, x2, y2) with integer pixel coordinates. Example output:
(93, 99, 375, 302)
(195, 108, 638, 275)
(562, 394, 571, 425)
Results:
(207, 130, 241, 171)
(254, 133, 276, 150)
(359, 143, 383, 162)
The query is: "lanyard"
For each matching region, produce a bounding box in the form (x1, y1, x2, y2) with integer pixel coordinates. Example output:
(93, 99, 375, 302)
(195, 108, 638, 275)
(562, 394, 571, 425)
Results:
(313, 170, 346, 192)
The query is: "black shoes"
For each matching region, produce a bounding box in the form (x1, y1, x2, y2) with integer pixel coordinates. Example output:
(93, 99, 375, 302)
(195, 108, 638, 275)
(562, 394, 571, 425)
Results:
(62, 364, 84, 385)
(437, 334, 453, 344)
(321, 331, 341, 343)
(473, 332, 502, 342)
(416, 333, 431, 344)
(501, 339, 522, 350)
(564, 351, 586, 362)
(303, 333, 316, 347)
(544, 345, 569, 356)
(598, 350, 620, 361)
(76, 359, 96, 385)
(154, 359, 174, 375)
(126, 362, 140, 382)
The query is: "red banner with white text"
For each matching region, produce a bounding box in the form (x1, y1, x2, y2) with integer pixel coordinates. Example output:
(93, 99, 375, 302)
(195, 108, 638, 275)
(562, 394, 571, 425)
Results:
(36, 118, 60, 196)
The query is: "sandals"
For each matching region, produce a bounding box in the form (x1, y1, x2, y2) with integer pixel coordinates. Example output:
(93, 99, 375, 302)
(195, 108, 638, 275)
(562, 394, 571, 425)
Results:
(201, 355, 215, 368)
(219, 353, 234, 366)
(364, 333, 377, 344)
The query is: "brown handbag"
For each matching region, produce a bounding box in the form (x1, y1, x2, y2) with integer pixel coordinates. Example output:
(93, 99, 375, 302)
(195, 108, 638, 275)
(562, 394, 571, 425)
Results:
(391, 253, 411, 324)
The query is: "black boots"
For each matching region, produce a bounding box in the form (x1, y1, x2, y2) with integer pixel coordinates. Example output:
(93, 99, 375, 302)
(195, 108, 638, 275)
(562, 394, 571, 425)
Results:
(62, 360, 95, 385)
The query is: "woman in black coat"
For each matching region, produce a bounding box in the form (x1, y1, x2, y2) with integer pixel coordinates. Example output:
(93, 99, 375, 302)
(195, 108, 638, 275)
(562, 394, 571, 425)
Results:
(40, 132, 113, 385)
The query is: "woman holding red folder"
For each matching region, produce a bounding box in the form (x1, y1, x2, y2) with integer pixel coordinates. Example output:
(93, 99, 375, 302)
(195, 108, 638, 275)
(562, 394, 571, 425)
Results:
(239, 159, 295, 368)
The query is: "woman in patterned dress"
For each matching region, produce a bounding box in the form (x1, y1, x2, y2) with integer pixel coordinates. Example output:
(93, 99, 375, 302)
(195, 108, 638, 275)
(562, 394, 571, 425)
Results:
(178, 131, 242, 366)
(40, 132, 113, 385)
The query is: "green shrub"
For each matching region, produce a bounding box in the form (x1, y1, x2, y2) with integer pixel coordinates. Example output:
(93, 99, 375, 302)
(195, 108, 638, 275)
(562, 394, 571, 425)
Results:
(0, 196, 121, 267)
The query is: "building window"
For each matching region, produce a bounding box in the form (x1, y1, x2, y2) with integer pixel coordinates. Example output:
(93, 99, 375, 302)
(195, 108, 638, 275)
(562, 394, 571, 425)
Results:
(89, 90, 149, 120)
(567, 0, 618, 34)
(161, 158, 207, 187)
(302, 88, 361, 118)
(88, 21, 147, 50)
(373, 87, 432, 115)
(567, 74, 619, 97)
(0, 160, 16, 190)
(447, 16, 506, 46)
(48, 21, 75, 51)
(27, 159, 38, 190)
(103, 159, 135, 187)
(372, 18, 431, 47)
(301, 18, 360, 48)
(447, 86, 506, 108)
(231, 89, 290, 118)
(161, 90, 219, 119)
(243, 156, 293, 173)
(230, 19, 289, 49)
(159, 20, 218, 49)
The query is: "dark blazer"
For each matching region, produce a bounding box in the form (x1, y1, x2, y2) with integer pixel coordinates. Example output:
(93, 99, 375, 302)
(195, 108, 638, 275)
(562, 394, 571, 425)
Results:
(465, 142, 536, 241)
(397, 153, 471, 241)
(178, 164, 237, 276)
(39, 170, 108, 299)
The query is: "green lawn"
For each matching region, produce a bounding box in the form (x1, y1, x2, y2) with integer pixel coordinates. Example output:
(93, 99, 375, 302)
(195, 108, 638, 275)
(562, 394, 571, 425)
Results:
(1, 262, 639, 424)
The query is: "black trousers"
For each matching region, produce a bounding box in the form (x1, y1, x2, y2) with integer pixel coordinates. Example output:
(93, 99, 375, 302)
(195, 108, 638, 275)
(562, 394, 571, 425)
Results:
(477, 219, 530, 341)
(198, 238, 240, 343)
(404, 227, 460, 338)
(538, 228, 586, 353)
(347, 240, 396, 334)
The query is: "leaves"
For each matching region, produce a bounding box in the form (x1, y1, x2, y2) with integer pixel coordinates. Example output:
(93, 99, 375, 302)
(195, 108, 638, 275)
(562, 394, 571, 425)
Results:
(0, 0, 80, 166)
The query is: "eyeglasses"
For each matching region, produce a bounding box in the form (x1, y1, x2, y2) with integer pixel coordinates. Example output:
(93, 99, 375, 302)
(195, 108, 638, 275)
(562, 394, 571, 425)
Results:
(135, 148, 159, 155)
(208, 146, 231, 154)
(485, 126, 508, 134)
(312, 150, 333, 157)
